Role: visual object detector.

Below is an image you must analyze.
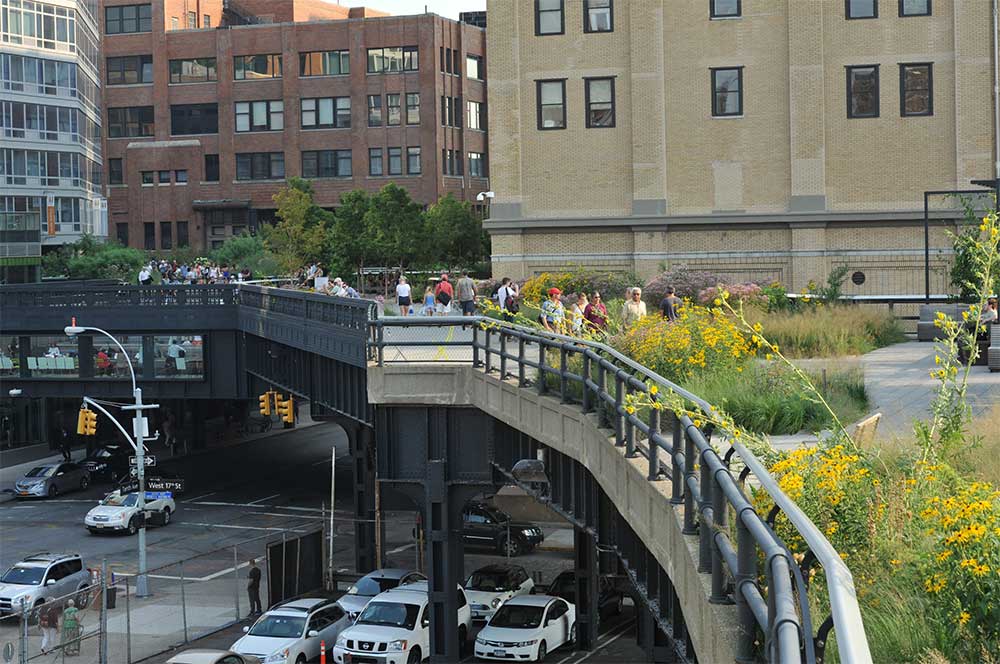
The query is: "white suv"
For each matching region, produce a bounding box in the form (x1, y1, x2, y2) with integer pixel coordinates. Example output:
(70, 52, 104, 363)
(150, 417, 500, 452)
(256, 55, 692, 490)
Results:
(0, 553, 91, 616)
(231, 598, 350, 663)
(333, 581, 472, 664)
(85, 490, 176, 535)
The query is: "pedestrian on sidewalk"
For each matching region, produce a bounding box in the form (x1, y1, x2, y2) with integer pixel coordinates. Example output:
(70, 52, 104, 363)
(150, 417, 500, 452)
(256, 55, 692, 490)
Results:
(434, 274, 454, 315)
(497, 278, 519, 322)
(247, 559, 262, 615)
(59, 428, 72, 462)
(621, 287, 648, 328)
(395, 276, 412, 316)
(570, 293, 588, 335)
(540, 288, 565, 333)
(584, 291, 608, 331)
(457, 271, 477, 317)
(61, 599, 81, 655)
(421, 286, 436, 316)
(659, 286, 682, 322)
(39, 602, 59, 654)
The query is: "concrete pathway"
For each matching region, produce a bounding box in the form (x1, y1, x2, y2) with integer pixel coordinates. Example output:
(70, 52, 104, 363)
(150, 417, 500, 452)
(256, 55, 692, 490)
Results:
(860, 341, 1000, 438)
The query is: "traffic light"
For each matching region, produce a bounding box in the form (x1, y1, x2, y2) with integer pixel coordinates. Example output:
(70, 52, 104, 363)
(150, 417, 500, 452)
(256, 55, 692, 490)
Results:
(258, 392, 272, 416)
(76, 407, 97, 436)
(276, 396, 294, 424)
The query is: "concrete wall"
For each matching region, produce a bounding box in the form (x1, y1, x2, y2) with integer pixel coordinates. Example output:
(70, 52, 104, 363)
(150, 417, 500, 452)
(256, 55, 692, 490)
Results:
(368, 363, 740, 663)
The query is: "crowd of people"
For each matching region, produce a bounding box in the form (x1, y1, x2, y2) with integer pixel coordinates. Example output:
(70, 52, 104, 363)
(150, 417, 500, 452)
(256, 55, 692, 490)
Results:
(138, 260, 252, 285)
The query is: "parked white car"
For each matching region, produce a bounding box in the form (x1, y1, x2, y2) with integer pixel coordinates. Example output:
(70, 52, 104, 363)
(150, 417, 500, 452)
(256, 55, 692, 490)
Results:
(0, 553, 92, 616)
(333, 581, 472, 664)
(464, 564, 534, 622)
(231, 598, 350, 664)
(474, 595, 576, 662)
(166, 650, 261, 664)
(85, 490, 175, 535)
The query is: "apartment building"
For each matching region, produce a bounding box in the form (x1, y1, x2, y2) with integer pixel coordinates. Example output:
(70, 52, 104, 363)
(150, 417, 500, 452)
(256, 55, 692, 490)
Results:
(1, 0, 106, 283)
(100, 0, 487, 252)
(485, 0, 998, 294)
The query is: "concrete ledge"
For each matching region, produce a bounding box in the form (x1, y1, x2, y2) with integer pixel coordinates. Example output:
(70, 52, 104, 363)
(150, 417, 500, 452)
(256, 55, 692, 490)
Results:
(369, 364, 740, 663)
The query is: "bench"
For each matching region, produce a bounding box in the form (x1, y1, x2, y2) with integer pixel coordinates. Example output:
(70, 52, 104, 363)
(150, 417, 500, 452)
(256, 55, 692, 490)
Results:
(990, 324, 1000, 372)
(917, 304, 965, 342)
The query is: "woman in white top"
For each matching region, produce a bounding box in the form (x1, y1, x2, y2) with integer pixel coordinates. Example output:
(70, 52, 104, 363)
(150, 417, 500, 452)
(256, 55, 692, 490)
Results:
(571, 293, 588, 335)
(396, 276, 413, 316)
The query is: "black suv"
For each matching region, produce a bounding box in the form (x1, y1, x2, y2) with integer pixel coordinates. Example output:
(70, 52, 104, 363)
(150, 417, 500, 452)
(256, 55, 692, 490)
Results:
(80, 444, 130, 483)
(546, 570, 624, 619)
(461, 501, 544, 556)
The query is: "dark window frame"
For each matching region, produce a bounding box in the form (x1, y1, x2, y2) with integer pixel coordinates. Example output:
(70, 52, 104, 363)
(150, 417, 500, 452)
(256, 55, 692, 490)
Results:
(106, 54, 153, 86)
(234, 100, 283, 132)
(536, 79, 567, 130)
(369, 148, 383, 176)
(846, 64, 880, 118)
(845, 0, 878, 19)
(583, 0, 613, 32)
(299, 50, 350, 77)
(710, 67, 743, 117)
(407, 146, 421, 175)
(387, 147, 402, 176)
(898, 0, 930, 15)
(584, 76, 616, 128)
(368, 95, 383, 127)
(108, 158, 123, 185)
(406, 93, 420, 125)
(235, 152, 285, 181)
(300, 97, 351, 130)
(233, 54, 282, 80)
(899, 62, 933, 116)
(204, 154, 220, 182)
(105, 4, 152, 35)
(170, 103, 219, 136)
(466, 54, 485, 81)
(169, 57, 217, 84)
(160, 221, 172, 250)
(535, 0, 565, 36)
(710, 0, 741, 18)
(301, 149, 352, 179)
(107, 106, 154, 138)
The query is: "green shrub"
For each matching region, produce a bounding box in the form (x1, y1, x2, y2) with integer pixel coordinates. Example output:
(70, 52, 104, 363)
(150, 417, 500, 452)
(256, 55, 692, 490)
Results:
(746, 306, 906, 358)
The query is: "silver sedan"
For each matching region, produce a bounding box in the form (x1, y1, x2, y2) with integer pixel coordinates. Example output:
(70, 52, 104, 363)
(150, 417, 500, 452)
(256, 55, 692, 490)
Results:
(14, 463, 91, 498)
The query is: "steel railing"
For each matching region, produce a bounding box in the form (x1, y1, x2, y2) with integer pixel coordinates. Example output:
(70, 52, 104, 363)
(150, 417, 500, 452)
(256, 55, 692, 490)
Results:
(371, 314, 872, 664)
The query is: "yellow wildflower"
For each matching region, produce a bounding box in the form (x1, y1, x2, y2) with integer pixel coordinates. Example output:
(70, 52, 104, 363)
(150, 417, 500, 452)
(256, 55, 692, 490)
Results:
(959, 612, 971, 626)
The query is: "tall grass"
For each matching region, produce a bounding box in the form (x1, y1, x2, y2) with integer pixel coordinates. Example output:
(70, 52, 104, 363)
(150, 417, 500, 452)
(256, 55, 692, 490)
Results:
(747, 306, 906, 358)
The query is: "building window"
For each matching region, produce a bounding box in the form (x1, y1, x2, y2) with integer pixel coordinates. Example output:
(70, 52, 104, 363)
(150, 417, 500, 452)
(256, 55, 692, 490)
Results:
(369, 148, 383, 176)
(711, 67, 743, 117)
(584, 0, 612, 32)
(467, 100, 485, 130)
(441, 47, 450, 73)
(141, 171, 153, 184)
(158, 170, 171, 184)
(203, 14, 210, 28)
(300, 50, 349, 77)
(900, 63, 932, 116)
(105, 4, 152, 34)
(384, 147, 401, 175)
(116, 222, 129, 245)
(536, 0, 564, 35)
(711, 0, 741, 18)
(161, 221, 173, 249)
(302, 150, 352, 178)
(441, 96, 461, 127)
(468, 152, 486, 178)
(235, 152, 284, 180)
(144, 222, 155, 249)
(368, 95, 382, 126)
(234, 100, 283, 132)
(407, 147, 421, 175)
(169, 58, 217, 83)
(171, 16, 179, 30)
(899, 0, 930, 15)
(536, 79, 566, 130)
(846, 0, 877, 18)
(233, 54, 282, 80)
(177, 221, 189, 247)
(847, 65, 879, 117)
(175, 170, 187, 183)
(367, 47, 419, 74)
(204, 154, 219, 182)
(467, 55, 484, 81)
(170, 103, 218, 135)
(186, 11, 196, 29)
(107, 106, 154, 137)
(585, 78, 615, 127)
(106, 55, 153, 85)
(108, 158, 123, 185)
(387, 94, 401, 126)
(441, 149, 463, 176)
(301, 97, 351, 129)
(406, 93, 420, 124)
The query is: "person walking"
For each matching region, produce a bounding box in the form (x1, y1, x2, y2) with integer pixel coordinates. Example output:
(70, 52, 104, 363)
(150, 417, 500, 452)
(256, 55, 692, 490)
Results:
(59, 428, 72, 462)
(540, 288, 566, 333)
(434, 274, 454, 315)
(571, 293, 588, 335)
(584, 291, 608, 331)
(497, 278, 519, 322)
(395, 276, 413, 316)
(421, 286, 436, 316)
(61, 599, 81, 655)
(247, 559, 262, 615)
(138, 265, 152, 286)
(621, 287, 648, 328)
(457, 271, 477, 317)
(659, 286, 682, 322)
(39, 601, 59, 654)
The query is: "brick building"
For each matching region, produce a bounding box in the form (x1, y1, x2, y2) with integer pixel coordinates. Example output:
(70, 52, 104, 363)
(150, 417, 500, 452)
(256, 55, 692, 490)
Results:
(100, 0, 488, 252)
(485, 0, 999, 295)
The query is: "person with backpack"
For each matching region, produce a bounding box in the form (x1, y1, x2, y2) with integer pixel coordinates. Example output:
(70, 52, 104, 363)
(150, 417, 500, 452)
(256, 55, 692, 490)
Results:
(497, 277, 519, 322)
(434, 274, 454, 315)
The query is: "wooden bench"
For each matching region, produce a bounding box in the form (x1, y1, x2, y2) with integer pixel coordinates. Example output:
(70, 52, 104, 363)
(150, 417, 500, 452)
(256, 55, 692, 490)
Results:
(989, 324, 999, 372)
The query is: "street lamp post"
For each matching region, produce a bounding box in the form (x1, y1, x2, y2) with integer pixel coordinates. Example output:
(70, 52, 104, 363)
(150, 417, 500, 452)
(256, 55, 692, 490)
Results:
(65, 324, 157, 597)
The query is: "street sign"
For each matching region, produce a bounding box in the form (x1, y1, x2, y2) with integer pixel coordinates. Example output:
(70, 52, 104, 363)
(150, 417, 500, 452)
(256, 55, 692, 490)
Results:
(119, 476, 185, 493)
(147, 491, 173, 500)
(129, 455, 156, 467)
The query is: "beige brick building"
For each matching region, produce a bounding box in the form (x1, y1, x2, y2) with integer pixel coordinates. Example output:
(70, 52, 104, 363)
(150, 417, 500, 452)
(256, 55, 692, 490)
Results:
(485, 0, 998, 294)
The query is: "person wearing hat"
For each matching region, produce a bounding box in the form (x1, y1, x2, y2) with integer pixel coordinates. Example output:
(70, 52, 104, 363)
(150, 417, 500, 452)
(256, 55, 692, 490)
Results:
(541, 287, 565, 332)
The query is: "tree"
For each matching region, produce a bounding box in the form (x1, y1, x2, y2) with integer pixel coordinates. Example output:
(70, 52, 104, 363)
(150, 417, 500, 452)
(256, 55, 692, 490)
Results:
(210, 233, 280, 277)
(329, 189, 374, 277)
(266, 178, 332, 273)
(42, 235, 146, 282)
(363, 183, 426, 268)
(424, 194, 489, 267)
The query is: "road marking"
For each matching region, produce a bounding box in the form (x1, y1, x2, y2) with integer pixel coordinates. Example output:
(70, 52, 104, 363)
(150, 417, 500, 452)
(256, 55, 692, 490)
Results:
(249, 511, 320, 519)
(182, 521, 306, 533)
(248, 494, 281, 505)
(117, 561, 253, 582)
(185, 492, 217, 502)
(189, 500, 324, 513)
(559, 619, 636, 664)
(387, 543, 416, 554)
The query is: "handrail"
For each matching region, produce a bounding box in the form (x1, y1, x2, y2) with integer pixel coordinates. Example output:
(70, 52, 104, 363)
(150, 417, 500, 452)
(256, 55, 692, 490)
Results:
(371, 313, 873, 664)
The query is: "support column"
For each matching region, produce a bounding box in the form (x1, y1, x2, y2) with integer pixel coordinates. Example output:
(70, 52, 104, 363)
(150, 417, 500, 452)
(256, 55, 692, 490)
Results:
(350, 423, 377, 573)
(425, 462, 465, 663)
(574, 528, 599, 650)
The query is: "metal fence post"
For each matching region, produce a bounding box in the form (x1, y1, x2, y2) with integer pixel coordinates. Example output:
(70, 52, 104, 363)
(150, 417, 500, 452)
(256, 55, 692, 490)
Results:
(581, 352, 591, 413)
(537, 342, 547, 395)
(736, 514, 758, 663)
(233, 546, 241, 622)
(614, 374, 624, 447)
(376, 323, 385, 365)
(125, 576, 132, 664)
(19, 598, 27, 664)
(671, 414, 683, 504)
(698, 453, 713, 574)
(499, 331, 508, 378)
(180, 559, 189, 643)
(647, 407, 661, 481)
(596, 361, 607, 427)
(625, 384, 636, 457)
(100, 559, 108, 664)
(710, 470, 731, 604)
(682, 427, 697, 535)
(559, 345, 569, 403)
(517, 337, 526, 386)
(478, 326, 487, 370)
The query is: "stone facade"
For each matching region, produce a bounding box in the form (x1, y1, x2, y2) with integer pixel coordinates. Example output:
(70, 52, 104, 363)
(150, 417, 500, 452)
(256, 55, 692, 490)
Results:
(485, 0, 998, 295)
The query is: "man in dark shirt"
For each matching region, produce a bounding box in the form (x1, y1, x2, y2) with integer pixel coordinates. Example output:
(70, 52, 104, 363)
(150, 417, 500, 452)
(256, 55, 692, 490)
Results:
(659, 287, 682, 322)
(247, 559, 262, 615)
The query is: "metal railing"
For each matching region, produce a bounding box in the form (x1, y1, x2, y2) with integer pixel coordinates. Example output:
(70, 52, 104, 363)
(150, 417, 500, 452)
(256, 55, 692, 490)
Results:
(371, 315, 873, 664)
(0, 284, 238, 309)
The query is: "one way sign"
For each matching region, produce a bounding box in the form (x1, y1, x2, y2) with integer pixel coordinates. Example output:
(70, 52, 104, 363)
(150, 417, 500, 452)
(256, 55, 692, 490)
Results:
(129, 455, 156, 467)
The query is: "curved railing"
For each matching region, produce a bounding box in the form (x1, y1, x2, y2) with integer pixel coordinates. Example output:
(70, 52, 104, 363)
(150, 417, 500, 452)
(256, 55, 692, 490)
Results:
(371, 315, 872, 664)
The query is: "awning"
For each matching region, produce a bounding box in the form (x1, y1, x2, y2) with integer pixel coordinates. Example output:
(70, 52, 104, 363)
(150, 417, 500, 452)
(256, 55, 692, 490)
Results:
(192, 199, 251, 210)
